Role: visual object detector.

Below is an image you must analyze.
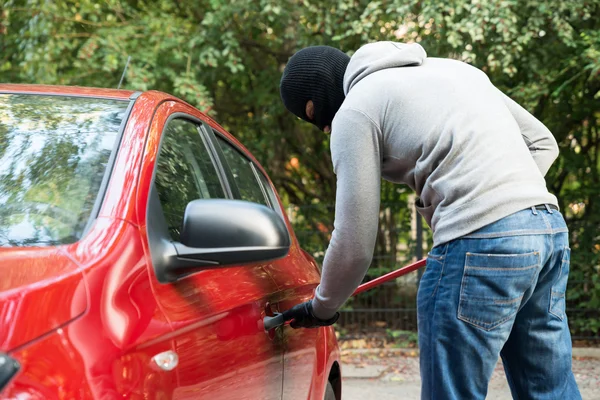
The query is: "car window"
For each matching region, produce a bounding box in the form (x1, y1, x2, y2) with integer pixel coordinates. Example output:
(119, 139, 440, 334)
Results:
(256, 169, 279, 210)
(0, 94, 130, 247)
(155, 118, 225, 241)
(216, 136, 269, 207)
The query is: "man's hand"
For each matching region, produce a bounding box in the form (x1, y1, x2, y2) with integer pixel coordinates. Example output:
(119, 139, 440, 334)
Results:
(282, 300, 340, 329)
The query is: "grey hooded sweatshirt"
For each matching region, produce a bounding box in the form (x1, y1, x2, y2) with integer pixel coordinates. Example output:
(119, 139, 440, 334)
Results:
(312, 41, 559, 319)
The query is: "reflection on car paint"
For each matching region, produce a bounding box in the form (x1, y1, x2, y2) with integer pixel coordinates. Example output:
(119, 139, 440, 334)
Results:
(0, 85, 340, 400)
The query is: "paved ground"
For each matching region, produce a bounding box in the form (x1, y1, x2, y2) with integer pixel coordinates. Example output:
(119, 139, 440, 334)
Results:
(341, 349, 600, 399)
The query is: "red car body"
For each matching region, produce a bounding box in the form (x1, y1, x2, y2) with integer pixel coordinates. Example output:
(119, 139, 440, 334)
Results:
(0, 84, 341, 399)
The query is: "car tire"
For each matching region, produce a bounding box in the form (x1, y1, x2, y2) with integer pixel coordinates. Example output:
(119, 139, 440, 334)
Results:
(324, 380, 336, 400)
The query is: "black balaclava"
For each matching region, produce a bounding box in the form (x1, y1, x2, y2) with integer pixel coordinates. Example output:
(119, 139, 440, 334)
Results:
(280, 46, 350, 131)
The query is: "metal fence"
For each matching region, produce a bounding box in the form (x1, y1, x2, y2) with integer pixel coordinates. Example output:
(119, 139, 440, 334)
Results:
(290, 203, 600, 344)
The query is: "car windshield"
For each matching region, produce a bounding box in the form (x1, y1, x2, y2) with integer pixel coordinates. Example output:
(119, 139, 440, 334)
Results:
(0, 93, 130, 247)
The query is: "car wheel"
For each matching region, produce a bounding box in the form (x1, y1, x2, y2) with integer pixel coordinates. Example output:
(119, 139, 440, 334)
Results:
(324, 380, 336, 400)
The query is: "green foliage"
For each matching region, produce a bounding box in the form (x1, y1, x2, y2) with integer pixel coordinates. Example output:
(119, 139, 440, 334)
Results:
(386, 329, 419, 348)
(2, 0, 599, 336)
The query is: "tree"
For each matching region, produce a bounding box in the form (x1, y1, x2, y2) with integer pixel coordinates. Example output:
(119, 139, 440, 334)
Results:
(2, 0, 599, 335)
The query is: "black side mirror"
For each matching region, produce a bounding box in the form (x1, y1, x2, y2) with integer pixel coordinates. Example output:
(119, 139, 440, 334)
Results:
(0, 353, 19, 392)
(156, 199, 290, 282)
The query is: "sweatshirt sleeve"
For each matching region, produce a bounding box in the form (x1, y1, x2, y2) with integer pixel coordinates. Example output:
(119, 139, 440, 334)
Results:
(311, 108, 382, 319)
(496, 88, 559, 176)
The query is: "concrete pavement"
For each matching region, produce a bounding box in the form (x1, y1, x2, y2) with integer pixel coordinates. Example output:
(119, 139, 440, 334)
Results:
(341, 349, 600, 399)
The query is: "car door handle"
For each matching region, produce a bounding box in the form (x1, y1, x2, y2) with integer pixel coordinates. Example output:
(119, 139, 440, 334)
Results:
(263, 302, 285, 336)
(264, 301, 278, 316)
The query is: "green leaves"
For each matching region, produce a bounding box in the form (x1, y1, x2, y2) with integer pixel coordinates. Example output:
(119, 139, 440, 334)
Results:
(173, 76, 213, 113)
(2, 0, 599, 336)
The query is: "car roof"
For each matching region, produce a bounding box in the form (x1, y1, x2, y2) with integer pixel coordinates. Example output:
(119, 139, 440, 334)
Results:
(0, 84, 137, 100)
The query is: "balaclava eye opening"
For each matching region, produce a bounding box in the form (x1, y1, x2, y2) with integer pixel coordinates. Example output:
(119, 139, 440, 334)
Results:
(280, 46, 350, 131)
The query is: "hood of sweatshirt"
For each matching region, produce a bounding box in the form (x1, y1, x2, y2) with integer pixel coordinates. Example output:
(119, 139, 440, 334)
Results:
(343, 41, 427, 95)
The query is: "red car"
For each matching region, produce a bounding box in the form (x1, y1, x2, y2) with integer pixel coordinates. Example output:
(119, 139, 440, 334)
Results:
(0, 84, 341, 399)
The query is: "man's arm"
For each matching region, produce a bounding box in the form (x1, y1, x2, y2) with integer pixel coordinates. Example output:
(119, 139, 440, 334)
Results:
(311, 108, 382, 320)
(496, 88, 559, 176)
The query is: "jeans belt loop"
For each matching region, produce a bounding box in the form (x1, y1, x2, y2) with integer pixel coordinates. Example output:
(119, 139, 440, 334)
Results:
(531, 206, 538, 215)
(545, 203, 554, 214)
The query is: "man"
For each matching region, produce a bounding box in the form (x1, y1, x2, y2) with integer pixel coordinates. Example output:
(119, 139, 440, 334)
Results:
(279, 42, 581, 399)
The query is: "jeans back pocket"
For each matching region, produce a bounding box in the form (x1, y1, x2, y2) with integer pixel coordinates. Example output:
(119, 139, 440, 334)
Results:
(458, 251, 540, 331)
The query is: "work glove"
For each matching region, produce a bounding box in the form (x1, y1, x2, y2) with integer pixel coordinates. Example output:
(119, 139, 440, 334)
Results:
(283, 300, 340, 329)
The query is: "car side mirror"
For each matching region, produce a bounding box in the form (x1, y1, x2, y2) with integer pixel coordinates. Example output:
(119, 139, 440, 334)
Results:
(0, 353, 19, 392)
(159, 199, 290, 282)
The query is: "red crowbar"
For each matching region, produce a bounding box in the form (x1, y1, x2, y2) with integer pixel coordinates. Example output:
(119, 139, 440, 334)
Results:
(263, 258, 427, 330)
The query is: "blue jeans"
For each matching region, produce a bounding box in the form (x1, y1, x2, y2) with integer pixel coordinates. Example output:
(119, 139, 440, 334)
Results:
(417, 206, 581, 399)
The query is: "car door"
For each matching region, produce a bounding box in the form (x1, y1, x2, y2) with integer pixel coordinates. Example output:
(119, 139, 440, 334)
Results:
(139, 104, 284, 400)
(243, 171, 324, 400)
(273, 252, 325, 400)
(210, 133, 325, 399)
